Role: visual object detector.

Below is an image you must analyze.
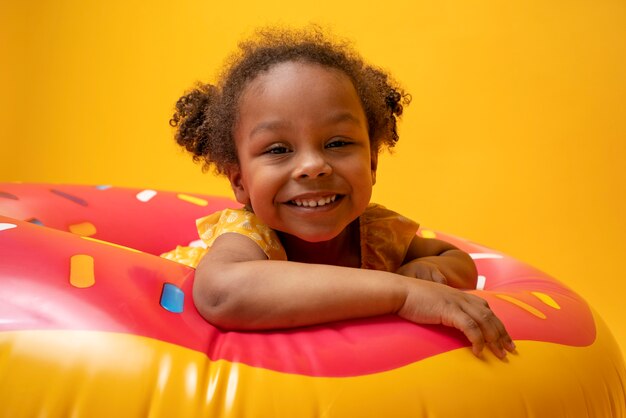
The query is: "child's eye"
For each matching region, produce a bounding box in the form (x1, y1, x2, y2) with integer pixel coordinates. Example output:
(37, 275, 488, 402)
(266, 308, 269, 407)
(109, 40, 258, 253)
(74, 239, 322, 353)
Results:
(326, 139, 351, 148)
(265, 145, 290, 155)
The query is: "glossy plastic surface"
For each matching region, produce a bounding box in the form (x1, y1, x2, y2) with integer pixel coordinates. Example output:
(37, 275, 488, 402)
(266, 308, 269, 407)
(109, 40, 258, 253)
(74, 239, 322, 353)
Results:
(0, 183, 624, 417)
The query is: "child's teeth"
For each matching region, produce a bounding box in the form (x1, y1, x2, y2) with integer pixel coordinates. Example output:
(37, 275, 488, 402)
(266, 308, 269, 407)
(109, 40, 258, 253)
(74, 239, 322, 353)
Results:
(292, 195, 337, 207)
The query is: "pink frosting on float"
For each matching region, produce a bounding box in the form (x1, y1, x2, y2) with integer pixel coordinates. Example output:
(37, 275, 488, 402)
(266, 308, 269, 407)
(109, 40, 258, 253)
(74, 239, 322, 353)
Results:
(0, 212, 595, 378)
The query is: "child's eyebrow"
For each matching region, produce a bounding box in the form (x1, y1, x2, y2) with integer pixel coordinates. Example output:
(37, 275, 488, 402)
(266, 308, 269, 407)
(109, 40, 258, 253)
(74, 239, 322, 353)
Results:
(326, 111, 364, 127)
(249, 111, 364, 138)
(250, 120, 290, 138)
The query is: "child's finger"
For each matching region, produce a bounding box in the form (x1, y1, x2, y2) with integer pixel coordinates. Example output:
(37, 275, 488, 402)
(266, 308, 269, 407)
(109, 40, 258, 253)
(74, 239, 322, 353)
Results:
(430, 269, 447, 285)
(459, 295, 513, 358)
(441, 309, 486, 357)
(487, 341, 507, 359)
(504, 336, 517, 353)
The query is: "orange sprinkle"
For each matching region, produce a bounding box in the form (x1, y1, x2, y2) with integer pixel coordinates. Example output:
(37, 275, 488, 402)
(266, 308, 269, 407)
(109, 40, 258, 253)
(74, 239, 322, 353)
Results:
(68, 222, 97, 237)
(531, 291, 561, 310)
(496, 294, 547, 319)
(70, 254, 95, 288)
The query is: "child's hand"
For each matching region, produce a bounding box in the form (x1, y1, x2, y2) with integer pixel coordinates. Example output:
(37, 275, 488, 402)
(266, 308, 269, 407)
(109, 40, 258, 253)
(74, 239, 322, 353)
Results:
(397, 280, 516, 359)
(396, 260, 447, 284)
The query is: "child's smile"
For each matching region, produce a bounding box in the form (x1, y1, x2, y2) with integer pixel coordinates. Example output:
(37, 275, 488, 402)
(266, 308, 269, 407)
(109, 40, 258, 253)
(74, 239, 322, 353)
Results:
(229, 61, 377, 243)
(289, 194, 337, 208)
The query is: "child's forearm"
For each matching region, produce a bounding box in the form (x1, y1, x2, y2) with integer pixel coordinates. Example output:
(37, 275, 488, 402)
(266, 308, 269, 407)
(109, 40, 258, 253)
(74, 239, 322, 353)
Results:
(193, 259, 408, 330)
(414, 250, 478, 289)
(193, 257, 514, 359)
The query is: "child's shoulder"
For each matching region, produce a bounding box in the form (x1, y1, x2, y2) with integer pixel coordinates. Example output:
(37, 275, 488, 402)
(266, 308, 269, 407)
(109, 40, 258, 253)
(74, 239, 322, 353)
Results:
(360, 203, 419, 271)
(362, 203, 419, 229)
(196, 207, 286, 261)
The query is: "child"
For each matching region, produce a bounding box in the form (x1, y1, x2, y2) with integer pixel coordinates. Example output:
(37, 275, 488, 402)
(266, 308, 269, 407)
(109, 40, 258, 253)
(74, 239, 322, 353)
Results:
(165, 27, 515, 359)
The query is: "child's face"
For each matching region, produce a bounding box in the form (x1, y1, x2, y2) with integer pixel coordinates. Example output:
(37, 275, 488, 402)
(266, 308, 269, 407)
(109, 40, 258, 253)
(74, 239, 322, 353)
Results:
(229, 61, 377, 243)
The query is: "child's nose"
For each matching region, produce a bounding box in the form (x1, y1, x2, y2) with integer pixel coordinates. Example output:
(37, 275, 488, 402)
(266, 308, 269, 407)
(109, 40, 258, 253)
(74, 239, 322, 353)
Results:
(292, 150, 332, 179)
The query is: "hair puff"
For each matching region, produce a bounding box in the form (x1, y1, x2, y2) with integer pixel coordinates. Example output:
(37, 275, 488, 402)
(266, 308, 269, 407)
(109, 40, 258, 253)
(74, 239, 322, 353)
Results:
(170, 26, 410, 175)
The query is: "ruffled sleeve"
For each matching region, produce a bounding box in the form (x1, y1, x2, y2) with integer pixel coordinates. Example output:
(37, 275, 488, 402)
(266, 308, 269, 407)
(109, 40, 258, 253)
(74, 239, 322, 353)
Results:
(196, 208, 287, 261)
(160, 245, 208, 268)
(359, 204, 419, 272)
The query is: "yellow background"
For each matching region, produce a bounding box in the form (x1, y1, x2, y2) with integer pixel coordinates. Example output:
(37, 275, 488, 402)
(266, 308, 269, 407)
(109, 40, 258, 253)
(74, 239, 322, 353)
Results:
(2, 0, 624, 356)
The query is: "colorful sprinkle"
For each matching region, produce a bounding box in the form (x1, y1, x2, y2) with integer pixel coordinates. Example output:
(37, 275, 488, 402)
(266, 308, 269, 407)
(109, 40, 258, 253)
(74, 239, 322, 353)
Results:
(70, 254, 95, 288)
(95, 185, 112, 190)
(136, 189, 157, 202)
(0, 223, 17, 232)
(476, 275, 486, 290)
(177, 193, 208, 206)
(69, 222, 97, 237)
(496, 294, 546, 319)
(0, 191, 18, 200)
(26, 218, 44, 226)
(160, 283, 185, 313)
(81, 236, 142, 253)
(50, 189, 88, 206)
(531, 291, 561, 310)
(420, 229, 437, 239)
(469, 253, 504, 260)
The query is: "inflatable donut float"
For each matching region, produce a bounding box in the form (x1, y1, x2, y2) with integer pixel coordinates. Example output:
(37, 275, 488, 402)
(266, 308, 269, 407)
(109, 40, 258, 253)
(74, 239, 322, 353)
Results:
(0, 182, 624, 417)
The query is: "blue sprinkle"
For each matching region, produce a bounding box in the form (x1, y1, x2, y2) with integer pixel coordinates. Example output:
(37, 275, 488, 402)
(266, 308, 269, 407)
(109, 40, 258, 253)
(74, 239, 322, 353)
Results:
(50, 189, 88, 206)
(95, 185, 112, 190)
(0, 191, 18, 200)
(160, 283, 184, 313)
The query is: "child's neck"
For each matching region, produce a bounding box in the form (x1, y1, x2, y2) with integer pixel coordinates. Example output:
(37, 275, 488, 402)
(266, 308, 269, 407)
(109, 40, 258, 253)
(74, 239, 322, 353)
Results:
(277, 220, 361, 268)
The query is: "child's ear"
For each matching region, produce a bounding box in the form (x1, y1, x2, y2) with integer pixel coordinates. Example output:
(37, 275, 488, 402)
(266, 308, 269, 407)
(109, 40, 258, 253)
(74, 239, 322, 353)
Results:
(370, 151, 379, 185)
(226, 165, 250, 205)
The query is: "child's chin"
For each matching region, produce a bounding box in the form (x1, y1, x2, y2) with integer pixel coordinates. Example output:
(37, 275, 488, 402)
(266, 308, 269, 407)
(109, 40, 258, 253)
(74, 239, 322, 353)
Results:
(301, 234, 340, 243)
(280, 228, 344, 243)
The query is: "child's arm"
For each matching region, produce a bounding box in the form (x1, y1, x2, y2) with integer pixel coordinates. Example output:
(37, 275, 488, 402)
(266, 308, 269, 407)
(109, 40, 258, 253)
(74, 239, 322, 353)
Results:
(193, 233, 514, 359)
(396, 236, 478, 289)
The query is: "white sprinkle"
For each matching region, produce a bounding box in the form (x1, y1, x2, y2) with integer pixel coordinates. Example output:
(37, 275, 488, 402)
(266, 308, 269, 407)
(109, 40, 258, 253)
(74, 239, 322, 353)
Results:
(136, 189, 157, 202)
(469, 253, 504, 260)
(0, 223, 17, 232)
(476, 275, 487, 290)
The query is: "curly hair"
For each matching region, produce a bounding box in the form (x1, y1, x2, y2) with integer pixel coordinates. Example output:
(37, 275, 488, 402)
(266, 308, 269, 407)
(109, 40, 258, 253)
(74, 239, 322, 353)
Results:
(170, 27, 411, 175)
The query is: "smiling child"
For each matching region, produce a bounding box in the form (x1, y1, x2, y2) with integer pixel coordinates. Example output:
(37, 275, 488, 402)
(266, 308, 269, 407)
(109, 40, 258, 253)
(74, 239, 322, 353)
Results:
(164, 27, 515, 359)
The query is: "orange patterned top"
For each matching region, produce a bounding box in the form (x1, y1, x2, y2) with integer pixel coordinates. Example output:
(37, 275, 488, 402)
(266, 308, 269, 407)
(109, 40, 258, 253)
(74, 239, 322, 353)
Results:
(161, 203, 419, 271)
